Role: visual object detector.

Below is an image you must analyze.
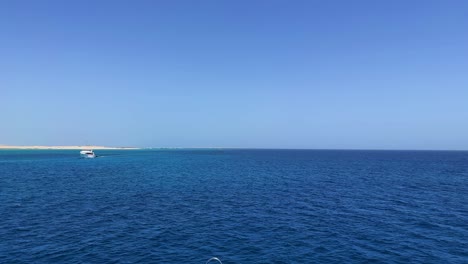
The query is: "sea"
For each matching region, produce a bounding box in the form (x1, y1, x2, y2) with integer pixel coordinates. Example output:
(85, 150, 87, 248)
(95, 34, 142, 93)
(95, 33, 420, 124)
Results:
(0, 149, 467, 263)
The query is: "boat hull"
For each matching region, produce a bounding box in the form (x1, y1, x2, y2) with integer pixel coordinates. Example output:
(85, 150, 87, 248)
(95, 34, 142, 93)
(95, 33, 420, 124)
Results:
(80, 150, 96, 158)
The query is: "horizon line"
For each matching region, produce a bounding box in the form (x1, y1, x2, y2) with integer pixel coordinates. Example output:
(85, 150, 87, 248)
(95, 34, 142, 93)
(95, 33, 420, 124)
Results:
(1, 145, 466, 152)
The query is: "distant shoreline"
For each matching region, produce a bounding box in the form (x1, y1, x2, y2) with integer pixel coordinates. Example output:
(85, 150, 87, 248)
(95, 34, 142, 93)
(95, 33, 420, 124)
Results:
(0, 145, 140, 150)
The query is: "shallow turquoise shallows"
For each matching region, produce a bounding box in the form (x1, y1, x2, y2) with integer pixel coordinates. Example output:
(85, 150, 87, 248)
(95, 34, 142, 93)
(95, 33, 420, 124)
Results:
(1, 149, 467, 263)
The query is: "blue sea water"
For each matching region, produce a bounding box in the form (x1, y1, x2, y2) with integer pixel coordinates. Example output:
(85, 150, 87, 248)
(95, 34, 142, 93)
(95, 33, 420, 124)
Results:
(0, 149, 467, 263)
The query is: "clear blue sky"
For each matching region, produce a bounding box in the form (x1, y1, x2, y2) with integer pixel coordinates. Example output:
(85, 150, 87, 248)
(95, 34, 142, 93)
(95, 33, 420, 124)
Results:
(1, 0, 467, 149)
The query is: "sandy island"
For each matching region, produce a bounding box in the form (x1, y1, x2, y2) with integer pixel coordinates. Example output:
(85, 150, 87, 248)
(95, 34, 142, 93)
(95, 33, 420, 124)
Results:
(0, 145, 140, 150)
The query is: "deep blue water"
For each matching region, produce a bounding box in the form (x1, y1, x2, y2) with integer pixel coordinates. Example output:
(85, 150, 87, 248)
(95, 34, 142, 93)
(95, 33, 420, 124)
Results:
(1, 149, 467, 263)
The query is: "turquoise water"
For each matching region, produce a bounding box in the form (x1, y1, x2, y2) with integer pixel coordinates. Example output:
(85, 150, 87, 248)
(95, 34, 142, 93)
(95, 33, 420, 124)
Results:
(1, 149, 467, 263)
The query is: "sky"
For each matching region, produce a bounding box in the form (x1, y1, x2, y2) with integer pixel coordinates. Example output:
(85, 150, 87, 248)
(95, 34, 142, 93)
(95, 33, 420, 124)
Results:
(1, 0, 467, 149)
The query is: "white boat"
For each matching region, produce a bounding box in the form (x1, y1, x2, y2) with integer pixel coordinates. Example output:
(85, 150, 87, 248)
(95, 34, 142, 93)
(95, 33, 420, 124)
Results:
(80, 150, 96, 158)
